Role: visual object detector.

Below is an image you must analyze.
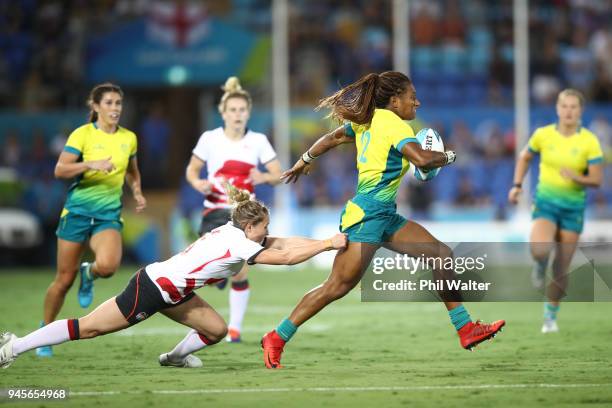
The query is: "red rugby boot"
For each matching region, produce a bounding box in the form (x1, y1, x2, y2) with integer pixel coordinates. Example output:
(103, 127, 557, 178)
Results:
(458, 320, 505, 350)
(261, 330, 286, 369)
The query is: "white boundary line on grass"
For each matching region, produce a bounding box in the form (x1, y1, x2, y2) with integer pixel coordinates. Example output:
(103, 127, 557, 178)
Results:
(70, 383, 611, 397)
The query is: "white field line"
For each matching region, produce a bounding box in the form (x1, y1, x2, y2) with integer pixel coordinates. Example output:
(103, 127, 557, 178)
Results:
(69, 383, 612, 397)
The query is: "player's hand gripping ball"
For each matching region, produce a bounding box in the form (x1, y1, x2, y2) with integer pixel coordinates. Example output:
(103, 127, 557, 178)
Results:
(409, 127, 444, 182)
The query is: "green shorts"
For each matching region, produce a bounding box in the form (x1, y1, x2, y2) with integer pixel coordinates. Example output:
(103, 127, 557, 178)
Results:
(56, 209, 123, 243)
(532, 198, 584, 234)
(339, 195, 407, 244)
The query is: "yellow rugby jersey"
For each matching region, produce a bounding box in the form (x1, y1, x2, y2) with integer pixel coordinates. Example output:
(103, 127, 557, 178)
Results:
(528, 124, 603, 210)
(344, 109, 418, 203)
(62, 123, 137, 220)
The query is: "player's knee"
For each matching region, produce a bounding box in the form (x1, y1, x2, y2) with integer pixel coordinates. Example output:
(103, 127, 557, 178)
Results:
(52, 275, 74, 293)
(214, 325, 229, 343)
(77, 321, 103, 339)
(530, 243, 552, 262)
(531, 250, 550, 263)
(79, 328, 100, 339)
(94, 261, 118, 278)
(202, 323, 227, 344)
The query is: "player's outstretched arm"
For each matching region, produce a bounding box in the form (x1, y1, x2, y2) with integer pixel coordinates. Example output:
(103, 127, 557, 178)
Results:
(281, 126, 352, 184)
(264, 236, 322, 250)
(253, 233, 347, 265)
(400, 143, 456, 171)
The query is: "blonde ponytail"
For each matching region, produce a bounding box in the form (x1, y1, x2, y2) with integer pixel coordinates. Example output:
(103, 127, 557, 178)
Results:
(218, 76, 252, 113)
(223, 182, 269, 230)
(222, 77, 242, 93)
(225, 182, 251, 205)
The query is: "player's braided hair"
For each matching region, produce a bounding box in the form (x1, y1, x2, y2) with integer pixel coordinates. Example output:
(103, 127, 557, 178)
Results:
(316, 71, 412, 125)
(87, 82, 124, 123)
(224, 182, 269, 230)
(218, 76, 252, 114)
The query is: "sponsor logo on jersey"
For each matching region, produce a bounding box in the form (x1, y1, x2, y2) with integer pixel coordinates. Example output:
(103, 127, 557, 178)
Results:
(135, 312, 149, 321)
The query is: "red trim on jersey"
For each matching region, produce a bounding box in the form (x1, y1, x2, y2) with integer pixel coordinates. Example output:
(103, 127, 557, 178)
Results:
(125, 271, 142, 320)
(184, 278, 196, 296)
(213, 160, 255, 191)
(189, 249, 232, 274)
(203, 277, 226, 286)
(205, 160, 256, 205)
(156, 277, 183, 302)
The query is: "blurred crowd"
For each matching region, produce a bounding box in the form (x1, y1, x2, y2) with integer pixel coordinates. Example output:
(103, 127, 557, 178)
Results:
(1, 1, 611, 109)
(285, 0, 612, 105)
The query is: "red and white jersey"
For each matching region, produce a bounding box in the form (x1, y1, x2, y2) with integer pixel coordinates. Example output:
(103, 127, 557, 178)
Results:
(192, 127, 277, 209)
(146, 223, 265, 304)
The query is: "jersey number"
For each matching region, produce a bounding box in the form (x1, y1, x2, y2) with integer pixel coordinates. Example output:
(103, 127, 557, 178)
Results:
(359, 131, 371, 163)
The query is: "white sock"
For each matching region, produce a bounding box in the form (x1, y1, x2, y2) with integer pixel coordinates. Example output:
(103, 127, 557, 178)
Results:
(167, 330, 210, 361)
(13, 320, 77, 355)
(228, 285, 250, 332)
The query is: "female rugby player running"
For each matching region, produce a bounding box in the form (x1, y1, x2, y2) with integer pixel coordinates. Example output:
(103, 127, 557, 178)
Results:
(261, 71, 505, 369)
(509, 89, 603, 333)
(0, 185, 346, 369)
(37, 82, 146, 357)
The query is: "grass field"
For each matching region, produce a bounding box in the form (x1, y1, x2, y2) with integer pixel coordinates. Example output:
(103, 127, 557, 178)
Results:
(0, 265, 611, 407)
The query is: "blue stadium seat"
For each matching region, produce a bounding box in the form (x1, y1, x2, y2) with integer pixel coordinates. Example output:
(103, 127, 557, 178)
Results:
(411, 46, 438, 72)
(465, 160, 490, 197)
(440, 46, 468, 75)
(432, 164, 460, 202)
(491, 158, 514, 206)
(467, 46, 492, 74)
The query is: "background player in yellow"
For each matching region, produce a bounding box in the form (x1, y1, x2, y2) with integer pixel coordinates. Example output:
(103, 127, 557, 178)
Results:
(261, 71, 505, 369)
(37, 83, 147, 357)
(509, 89, 604, 333)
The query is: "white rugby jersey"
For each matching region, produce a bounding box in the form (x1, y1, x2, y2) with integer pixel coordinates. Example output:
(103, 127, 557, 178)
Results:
(146, 223, 265, 304)
(192, 127, 277, 209)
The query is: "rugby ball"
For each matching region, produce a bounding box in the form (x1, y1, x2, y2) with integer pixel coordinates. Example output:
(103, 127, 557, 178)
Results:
(409, 127, 444, 182)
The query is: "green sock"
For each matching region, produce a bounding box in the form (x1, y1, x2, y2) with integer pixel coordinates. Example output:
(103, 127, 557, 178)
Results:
(544, 302, 559, 320)
(449, 305, 471, 331)
(276, 318, 297, 342)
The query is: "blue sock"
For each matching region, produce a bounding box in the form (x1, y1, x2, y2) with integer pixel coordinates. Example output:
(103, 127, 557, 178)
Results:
(544, 302, 559, 320)
(276, 318, 297, 342)
(449, 305, 472, 331)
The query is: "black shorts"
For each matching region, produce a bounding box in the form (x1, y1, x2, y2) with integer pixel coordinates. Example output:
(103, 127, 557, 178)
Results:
(199, 208, 232, 236)
(115, 269, 195, 326)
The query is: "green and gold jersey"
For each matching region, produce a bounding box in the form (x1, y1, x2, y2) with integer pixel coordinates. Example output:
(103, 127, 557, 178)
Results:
(62, 123, 137, 220)
(528, 124, 603, 210)
(344, 109, 418, 203)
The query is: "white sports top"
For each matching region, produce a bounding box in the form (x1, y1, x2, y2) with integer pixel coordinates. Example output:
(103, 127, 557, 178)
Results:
(146, 223, 265, 304)
(192, 127, 277, 209)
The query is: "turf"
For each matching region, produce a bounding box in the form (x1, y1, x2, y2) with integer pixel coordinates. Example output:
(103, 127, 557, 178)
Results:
(0, 266, 611, 407)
